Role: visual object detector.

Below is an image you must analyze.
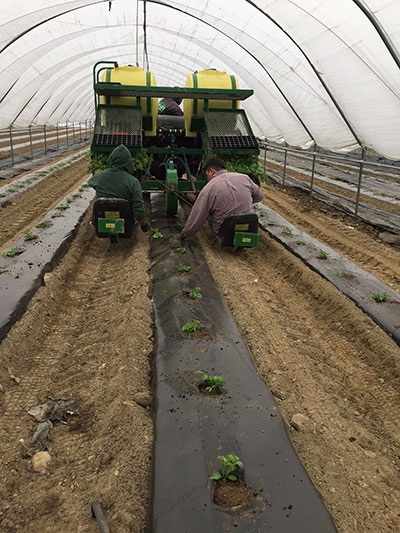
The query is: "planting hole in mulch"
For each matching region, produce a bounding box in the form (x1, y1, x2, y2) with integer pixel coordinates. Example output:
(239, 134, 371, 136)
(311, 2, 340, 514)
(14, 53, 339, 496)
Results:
(213, 479, 253, 510)
(198, 381, 226, 396)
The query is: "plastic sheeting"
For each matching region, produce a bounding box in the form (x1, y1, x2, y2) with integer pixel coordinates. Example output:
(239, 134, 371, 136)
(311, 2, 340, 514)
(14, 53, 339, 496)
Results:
(1, 1, 400, 158)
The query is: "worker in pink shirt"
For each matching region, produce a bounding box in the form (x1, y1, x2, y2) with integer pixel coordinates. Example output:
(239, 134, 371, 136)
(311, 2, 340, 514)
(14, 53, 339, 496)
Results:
(180, 157, 263, 239)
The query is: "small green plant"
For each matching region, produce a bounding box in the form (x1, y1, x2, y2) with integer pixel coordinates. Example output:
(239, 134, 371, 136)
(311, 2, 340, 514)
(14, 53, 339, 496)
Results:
(7, 188, 16, 193)
(318, 249, 328, 259)
(177, 247, 186, 254)
(56, 204, 68, 211)
(72, 194, 81, 199)
(181, 319, 200, 333)
(2, 248, 17, 257)
(25, 179, 33, 184)
(210, 453, 244, 482)
(338, 271, 352, 278)
(66, 197, 72, 203)
(196, 370, 224, 392)
(296, 240, 305, 245)
(283, 227, 293, 234)
(79, 187, 84, 192)
(267, 221, 276, 226)
(15, 184, 25, 189)
(36, 222, 52, 229)
(369, 291, 388, 303)
(24, 231, 35, 241)
(152, 228, 163, 239)
(259, 210, 268, 217)
(177, 264, 191, 273)
(82, 183, 89, 189)
(189, 287, 202, 299)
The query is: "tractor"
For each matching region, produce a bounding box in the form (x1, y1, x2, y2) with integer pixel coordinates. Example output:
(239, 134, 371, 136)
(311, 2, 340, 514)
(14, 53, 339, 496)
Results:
(90, 61, 260, 247)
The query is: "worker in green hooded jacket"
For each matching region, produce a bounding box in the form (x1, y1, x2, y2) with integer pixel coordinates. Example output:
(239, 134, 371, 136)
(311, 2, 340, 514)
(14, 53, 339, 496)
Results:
(88, 144, 149, 231)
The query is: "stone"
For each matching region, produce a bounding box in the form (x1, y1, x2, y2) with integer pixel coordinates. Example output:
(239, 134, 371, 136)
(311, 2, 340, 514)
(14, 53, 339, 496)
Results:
(133, 391, 152, 408)
(290, 413, 310, 432)
(31, 451, 51, 474)
(379, 232, 400, 245)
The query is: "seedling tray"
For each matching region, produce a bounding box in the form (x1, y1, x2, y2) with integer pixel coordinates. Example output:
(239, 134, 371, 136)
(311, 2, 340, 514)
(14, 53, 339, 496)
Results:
(150, 195, 336, 532)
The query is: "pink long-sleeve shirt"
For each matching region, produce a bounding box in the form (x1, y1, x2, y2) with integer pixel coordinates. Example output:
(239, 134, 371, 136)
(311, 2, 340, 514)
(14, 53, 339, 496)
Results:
(181, 169, 263, 238)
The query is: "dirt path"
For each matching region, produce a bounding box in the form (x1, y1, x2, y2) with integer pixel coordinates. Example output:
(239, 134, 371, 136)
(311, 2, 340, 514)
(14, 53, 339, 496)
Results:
(0, 211, 153, 532)
(0, 158, 90, 252)
(197, 205, 400, 532)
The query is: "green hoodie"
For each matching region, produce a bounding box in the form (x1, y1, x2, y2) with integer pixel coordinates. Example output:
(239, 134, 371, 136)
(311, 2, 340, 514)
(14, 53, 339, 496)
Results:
(88, 145, 145, 221)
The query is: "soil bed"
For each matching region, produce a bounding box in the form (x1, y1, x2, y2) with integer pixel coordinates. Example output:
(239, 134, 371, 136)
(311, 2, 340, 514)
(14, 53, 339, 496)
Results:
(0, 209, 153, 532)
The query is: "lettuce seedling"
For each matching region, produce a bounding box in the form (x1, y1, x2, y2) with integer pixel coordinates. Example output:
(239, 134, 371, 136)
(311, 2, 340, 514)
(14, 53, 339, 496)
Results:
(369, 291, 388, 303)
(189, 287, 202, 299)
(210, 453, 244, 482)
(177, 264, 191, 273)
(181, 320, 200, 333)
(196, 370, 224, 392)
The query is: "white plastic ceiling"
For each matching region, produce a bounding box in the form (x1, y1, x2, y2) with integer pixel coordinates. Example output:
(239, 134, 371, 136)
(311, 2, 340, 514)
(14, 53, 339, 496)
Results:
(1, 0, 400, 159)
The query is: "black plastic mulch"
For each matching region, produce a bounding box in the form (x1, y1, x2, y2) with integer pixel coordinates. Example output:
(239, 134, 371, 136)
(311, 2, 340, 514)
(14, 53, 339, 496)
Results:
(150, 194, 336, 532)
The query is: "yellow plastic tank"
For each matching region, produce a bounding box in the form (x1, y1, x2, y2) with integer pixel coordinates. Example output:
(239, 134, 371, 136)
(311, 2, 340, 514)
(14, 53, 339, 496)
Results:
(100, 66, 157, 136)
(184, 69, 239, 137)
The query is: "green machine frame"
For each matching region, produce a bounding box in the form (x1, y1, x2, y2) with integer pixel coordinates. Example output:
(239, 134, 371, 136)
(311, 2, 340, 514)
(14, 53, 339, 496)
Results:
(91, 62, 259, 215)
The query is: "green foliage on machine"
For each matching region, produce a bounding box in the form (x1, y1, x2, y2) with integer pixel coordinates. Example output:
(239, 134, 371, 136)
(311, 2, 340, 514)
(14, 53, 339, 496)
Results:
(88, 153, 108, 173)
(132, 150, 153, 172)
(224, 154, 267, 183)
(88, 150, 152, 174)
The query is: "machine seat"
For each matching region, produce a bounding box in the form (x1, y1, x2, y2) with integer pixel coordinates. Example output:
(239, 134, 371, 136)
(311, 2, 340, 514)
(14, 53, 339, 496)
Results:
(93, 198, 134, 239)
(218, 213, 259, 248)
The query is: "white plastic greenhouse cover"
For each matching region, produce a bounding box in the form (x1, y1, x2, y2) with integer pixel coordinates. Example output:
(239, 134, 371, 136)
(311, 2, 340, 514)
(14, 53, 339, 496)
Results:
(1, 1, 400, 159)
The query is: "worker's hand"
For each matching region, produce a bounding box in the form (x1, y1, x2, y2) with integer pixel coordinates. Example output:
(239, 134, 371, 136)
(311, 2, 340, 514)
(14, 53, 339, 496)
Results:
(141, 222, 150, 232)
(179, 231, 187, 240)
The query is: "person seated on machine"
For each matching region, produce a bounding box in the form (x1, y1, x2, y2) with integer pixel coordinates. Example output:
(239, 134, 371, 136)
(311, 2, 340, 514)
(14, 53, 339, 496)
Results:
(179, 157, 263, 240)
(88, 144, 149, 232)
(158, 95, 183, 116)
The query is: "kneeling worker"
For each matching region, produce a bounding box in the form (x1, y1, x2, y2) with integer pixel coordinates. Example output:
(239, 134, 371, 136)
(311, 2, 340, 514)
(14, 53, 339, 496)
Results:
(88, 144, 149, 232)
(180, 157, 263, 239)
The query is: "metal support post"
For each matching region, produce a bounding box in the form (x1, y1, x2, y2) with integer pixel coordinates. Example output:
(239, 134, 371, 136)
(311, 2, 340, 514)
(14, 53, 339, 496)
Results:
(72, 122, 75, 144)
(9, 128, 15, 165)
(282, 148, 288, 186)
(29, 125, 33, 158)
(44, 124, 47, 154)
(79, 121, 82, 141)
(310, 150, 317, 199)
(354, 146, 366, 219)
(263, 143, 267, 176)
(66, 122, 69, 146)
(56, 123, 59, 149)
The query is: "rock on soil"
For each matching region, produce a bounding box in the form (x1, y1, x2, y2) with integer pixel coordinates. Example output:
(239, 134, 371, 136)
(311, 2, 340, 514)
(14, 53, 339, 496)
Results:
(290, 413, 311, 432)
(31, 451, 51, 474)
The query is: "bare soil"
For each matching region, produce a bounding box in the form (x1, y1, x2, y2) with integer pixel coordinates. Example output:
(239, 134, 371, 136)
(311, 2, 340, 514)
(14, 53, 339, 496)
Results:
(0, 210, 153, 532)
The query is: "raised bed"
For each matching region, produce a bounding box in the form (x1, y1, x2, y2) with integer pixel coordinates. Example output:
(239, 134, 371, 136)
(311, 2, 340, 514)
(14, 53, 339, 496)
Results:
(255, 204, 400, 346)
(150, 194, 336, 532)
(0, 183, 94, 341)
